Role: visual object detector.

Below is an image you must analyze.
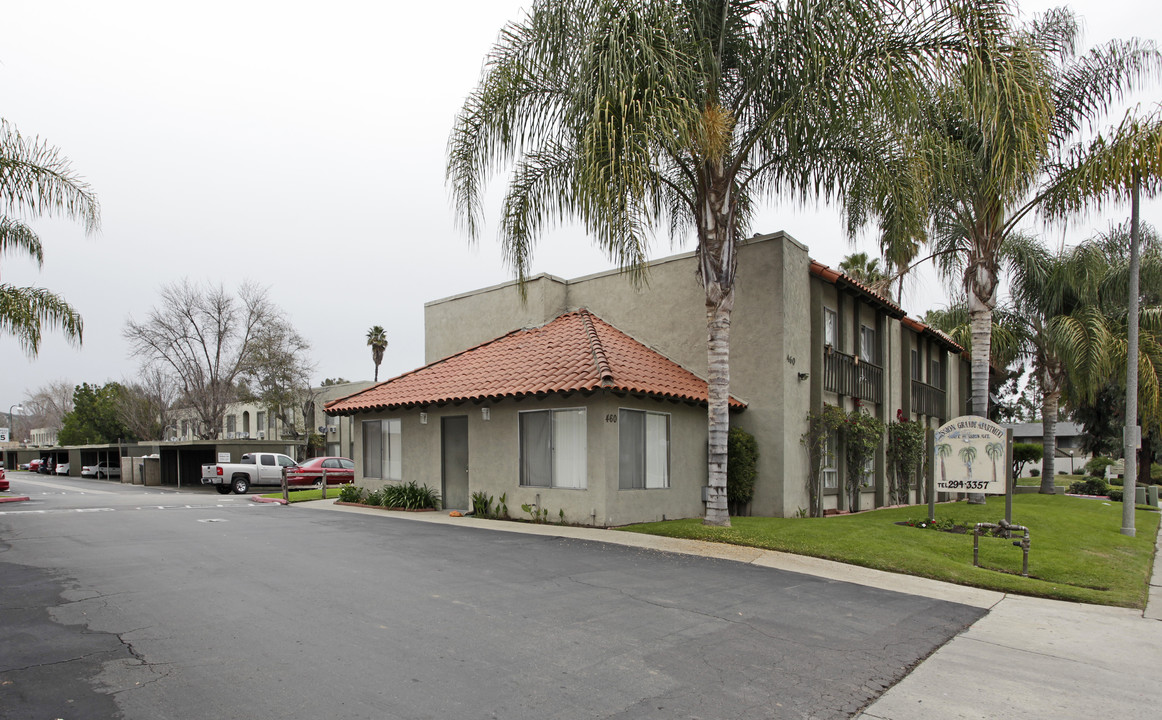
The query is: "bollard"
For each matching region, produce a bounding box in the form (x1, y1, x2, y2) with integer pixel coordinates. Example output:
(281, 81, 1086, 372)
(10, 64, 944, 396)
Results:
(1149, 485, 1159, 507)
(1136, 486, 1147, 505)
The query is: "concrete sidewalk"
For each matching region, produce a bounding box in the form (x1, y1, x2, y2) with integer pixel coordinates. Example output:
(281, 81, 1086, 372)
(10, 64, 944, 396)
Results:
(302, 499, 1162, 719)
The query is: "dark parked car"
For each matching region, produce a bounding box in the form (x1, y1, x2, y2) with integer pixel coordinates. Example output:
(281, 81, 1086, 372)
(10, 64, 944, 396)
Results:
(286, 457, 354, 486)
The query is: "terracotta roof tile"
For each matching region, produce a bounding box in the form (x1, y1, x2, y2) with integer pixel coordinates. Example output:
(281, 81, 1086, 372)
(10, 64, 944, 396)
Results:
(809, 259, 905, 318)
(325, 310, 745, 415)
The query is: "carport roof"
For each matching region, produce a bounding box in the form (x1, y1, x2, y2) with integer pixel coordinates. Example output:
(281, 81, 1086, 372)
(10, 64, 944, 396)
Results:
(325, 309, 746, 414)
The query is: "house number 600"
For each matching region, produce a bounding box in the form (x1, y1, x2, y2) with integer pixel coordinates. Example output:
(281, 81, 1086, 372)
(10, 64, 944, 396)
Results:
(605, 414, 618, 423)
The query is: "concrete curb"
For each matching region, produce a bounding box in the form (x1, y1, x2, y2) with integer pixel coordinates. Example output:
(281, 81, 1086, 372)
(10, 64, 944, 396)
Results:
(250, 496, 287, 505)
(0, 495, 31, 503)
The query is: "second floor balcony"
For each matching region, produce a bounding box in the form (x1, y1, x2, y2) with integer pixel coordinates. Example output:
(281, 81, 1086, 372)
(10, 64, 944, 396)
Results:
(822, 347, 883, 404)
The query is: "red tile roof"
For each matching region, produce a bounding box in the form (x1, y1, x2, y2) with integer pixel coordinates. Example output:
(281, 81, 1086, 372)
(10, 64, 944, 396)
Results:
(809, 260, 905, 318)
(325, 310, 746, 414)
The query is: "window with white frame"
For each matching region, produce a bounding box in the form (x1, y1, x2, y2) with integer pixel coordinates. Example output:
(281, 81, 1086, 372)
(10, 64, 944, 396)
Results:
(257, 411, 266, 432)
(618, 409, 670, 489)
(519, 409, 587, 489)
(226, 414, 237, 435)
(362, 419, 402, 481)
(860, 325, 877, 364)
(822, 429, 839, 490)
(824, 307, 838, 347)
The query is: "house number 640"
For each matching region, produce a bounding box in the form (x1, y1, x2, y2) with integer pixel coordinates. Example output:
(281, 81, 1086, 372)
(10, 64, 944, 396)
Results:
(605, 414, 618, 423)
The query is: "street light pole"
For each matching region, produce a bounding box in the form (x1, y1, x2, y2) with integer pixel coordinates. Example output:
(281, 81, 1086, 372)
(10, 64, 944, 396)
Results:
(7, 403, 23, 442)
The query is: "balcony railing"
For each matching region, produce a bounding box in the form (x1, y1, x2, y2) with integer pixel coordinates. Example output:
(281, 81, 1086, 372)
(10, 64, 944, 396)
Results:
(911, 380, 946, 419)
(823, 347, 883, 404)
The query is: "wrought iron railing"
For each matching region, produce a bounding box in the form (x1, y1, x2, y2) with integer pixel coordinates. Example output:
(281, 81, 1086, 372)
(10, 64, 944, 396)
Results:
(822, 347, 883, 404)
(911, 379, 945, 419)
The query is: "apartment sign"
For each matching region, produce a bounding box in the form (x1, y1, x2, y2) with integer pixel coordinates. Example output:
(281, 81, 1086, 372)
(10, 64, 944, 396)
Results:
(933, 416, 1009, 495)
(0, 427, 8, 443)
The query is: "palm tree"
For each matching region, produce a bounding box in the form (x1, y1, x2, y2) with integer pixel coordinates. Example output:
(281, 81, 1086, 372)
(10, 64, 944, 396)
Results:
(1006, 236, 1077, 494)
(447, 0, 977, 526)
(366, 325, 387, 382)
(879, 9, 1158, 502)
(1043, 110, 1162, 535)
(838, 252, 891, 294)
(1, 120, 98, 354)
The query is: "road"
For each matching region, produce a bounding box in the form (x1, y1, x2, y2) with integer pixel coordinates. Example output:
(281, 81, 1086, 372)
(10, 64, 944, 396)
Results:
(0, 474, 985, 719)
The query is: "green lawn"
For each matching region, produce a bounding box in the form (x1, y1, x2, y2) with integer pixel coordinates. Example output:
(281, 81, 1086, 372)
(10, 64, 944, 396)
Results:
(1015, 474, 1081, 487)
(617, 494, 1160, 608)
(260, 487, 345, 503)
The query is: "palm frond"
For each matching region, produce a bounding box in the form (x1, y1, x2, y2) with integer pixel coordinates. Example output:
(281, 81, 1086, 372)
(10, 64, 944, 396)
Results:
(0, 284, 83, 355)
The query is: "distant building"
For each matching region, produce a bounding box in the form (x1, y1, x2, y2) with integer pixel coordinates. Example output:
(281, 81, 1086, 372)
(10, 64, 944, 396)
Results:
(1003, 421, 1091, 475)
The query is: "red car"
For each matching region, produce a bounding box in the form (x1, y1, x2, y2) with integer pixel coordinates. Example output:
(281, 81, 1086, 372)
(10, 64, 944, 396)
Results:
(286, 457, 354, 486)
(0, 467, 8, 492)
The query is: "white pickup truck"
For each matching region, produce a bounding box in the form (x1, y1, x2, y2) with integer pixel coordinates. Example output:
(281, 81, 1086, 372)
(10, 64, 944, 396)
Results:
(201, 452, 297, 495)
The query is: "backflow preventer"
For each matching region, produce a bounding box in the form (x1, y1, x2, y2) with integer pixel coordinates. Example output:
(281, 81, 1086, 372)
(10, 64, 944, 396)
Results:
(973, 519, 1030, 578)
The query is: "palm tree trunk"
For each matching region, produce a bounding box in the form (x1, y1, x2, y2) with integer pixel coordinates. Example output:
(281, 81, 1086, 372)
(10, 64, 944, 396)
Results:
(966, 280, 993, 505)
(698, 164, 735, 527)
(705, 290, 733, 526)
(1040, 368, 1061, 494)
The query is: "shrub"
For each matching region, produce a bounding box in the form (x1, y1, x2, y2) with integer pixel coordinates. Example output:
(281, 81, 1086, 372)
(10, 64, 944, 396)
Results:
(1086, 456, 1115, 478)
(1030, 468, 1040, 477)
(1152, 463, 1161, 483)
(364, 487, 385, 506)
(801, 404, 847, 517)
(471, 491, 493, 518)
(337, 485, 365, 503)
(1057, 470, 1066, 475)
(887, 419, 925, 506)
(1109, 476, 1123, 487)
(380, 481, 441, 510)
(1012, 443, 1042, 478)
(845, 411, 885, 505)
(1067, 478, 1110, 496)
(727, 427, 759, 515)
(1108, 489, 1124, 502)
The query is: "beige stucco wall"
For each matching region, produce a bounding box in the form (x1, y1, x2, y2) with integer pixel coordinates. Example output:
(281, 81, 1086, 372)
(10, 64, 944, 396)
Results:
(424, 275, 570, 363)
(412, 231, 967, 518)
(350, 392, 708, 527)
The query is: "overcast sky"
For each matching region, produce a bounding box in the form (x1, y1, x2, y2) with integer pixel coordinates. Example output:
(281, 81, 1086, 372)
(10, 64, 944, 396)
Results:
(2, 0, 1158, 411)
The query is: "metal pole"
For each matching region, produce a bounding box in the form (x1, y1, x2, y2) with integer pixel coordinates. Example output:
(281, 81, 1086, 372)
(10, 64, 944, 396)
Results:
(927, 427, 936, 523)
(1122, 169, 1141, 536)
(320, 467, 327, 500)
(281, 466, 289, 503)
(1005, 428, 1013, 525)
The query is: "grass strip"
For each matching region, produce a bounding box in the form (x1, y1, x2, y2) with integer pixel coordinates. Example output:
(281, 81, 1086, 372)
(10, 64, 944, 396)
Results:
(617, 494, 1159, 608)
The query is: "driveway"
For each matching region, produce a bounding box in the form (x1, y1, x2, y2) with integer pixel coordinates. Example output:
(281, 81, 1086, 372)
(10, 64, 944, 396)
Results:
(0, 476, 984, 719)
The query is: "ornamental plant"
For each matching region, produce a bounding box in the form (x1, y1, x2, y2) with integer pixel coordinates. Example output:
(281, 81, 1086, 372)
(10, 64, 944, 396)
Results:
(801, 404, 847, 517)
(727, 427, 759, 516)
(844, 409, 885, 512)
(887, 419, 925, 506)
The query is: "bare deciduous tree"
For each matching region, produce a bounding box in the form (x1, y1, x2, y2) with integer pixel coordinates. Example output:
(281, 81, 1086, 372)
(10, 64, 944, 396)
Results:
(123, 280, 306, 440)
(239, 321, 316, 439)
(22, 380, 75, 433)
(117, 368, 179, 441)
